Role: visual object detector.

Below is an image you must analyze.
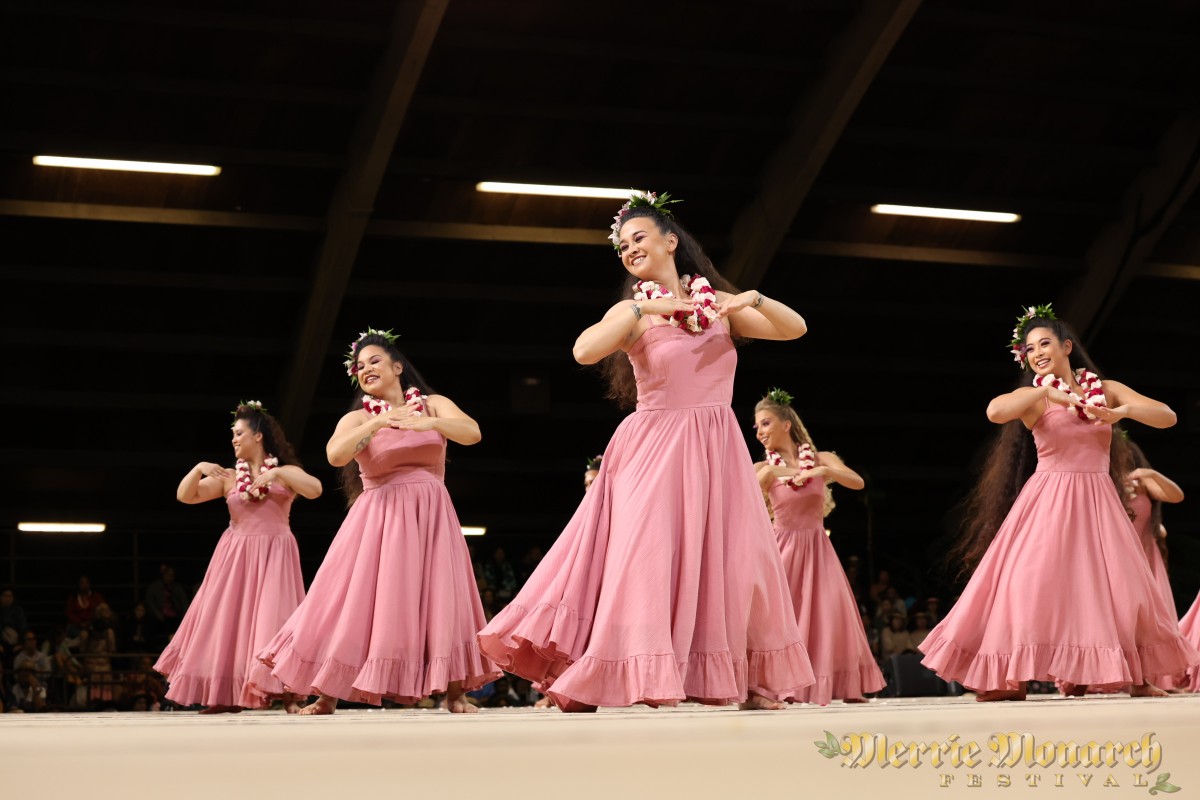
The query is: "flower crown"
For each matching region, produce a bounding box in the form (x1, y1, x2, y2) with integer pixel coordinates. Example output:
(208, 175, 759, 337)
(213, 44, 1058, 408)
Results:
(585, 455, 603, 471)
(608, 190, 682, 251)
(1009, 303, 1056, 369)
(764, 387, 794, 406)
(344, 327, 400, 384)
(231, 399, 266, 417)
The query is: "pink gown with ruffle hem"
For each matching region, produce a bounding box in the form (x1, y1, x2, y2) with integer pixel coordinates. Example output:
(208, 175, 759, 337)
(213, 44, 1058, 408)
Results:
(154, 481, 305, 708)
(1177, 592, 1200, 692)
(257, 428, 500, 704)
(769, 477, 885, 704)
(919, 404, 1200, 691)
(1130, 490, 1184, 689)
(477, 323, 815, 708)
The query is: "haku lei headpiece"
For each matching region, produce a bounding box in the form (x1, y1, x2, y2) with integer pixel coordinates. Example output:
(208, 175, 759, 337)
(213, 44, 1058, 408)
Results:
(1009, 303, 1056, 369)
(765, 387, 793, 406)
(344, 327, 400, 385)
(586, 455, 603, 471)
(231, 399, 266, 417)
(608, 190, 681, 251)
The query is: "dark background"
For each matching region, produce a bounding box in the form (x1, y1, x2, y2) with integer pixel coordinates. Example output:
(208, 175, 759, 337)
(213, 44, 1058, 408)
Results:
(3, 0, 1199, 630)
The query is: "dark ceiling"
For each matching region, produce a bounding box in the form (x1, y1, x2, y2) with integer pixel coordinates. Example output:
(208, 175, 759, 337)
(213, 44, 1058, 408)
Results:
(4, 0, 1200, 622)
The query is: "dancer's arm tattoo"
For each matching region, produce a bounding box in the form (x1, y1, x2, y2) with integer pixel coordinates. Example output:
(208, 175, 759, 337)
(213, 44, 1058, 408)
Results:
(354, 433, 374, 453)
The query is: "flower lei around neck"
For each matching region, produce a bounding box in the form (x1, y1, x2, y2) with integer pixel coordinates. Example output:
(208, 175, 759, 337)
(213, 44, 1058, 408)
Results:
(362, 386, 427, 417)
(235, 455, 279, 502)
(1032, 369, 1106, 421)
(633, 274, 718, 333)
(764, 443, 816, 490)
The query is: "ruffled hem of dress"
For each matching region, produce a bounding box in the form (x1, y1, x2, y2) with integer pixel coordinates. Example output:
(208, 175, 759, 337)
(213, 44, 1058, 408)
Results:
(476, 601, 587, 685)
(260, 636, 500, 705)
(786, 662, 887, 705)
(919, 635, 1200, 691)
(158, 670, 272, 710)
(480, 600, 814, 707)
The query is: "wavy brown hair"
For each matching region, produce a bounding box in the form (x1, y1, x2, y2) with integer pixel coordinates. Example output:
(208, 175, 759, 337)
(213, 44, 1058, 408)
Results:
(950, 316, 1134, 579)
(600, 207, 741, 409)
(233, 405, 301, 467)
(1127, 439, 1167, 567)
(338, 333, 436, 508)
(753, 395, 836, 518)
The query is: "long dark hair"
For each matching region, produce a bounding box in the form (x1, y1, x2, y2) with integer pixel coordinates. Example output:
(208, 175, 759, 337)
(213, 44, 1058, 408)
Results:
(950, 316, 1133, 578)
(338, 333, 436, 507)
(600, 207, 741, 409)
(233, 405, 301, 467)
(1127, 439, 1167, 566)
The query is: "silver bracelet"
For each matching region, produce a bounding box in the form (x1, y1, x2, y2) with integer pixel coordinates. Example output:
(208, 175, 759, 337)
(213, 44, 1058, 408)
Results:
(631, 303, 642, 321)
(753, 292, 765, 309)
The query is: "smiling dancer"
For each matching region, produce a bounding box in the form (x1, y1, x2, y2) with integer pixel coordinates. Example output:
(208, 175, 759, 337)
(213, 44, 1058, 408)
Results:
(752, 389, 884, 705)
(919, 305, 1199, 700)
(258, 329, 499, 714)
(479, 191, 814, 711)
(156, 401, 321, 713)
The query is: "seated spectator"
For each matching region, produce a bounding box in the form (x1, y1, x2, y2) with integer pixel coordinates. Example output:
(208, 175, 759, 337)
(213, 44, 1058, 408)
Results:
(483, 548, 517, 602)
(883, 586, 909, 619)
(518, 546, 544, 584)
(910, 612, 932, 650)
(868, 569, 891, 605)
(66, 576, 107, 635)
(0, 588, 27, 650)
(880, 613, 915, 659)
(81, 619, 119, 707)
(923, 596, 942, 626)
(480, 589, 498, 622)
(145, 565, 190, 646)
(12, 667, 47, 713)
(13, 631, 51, 678)
(122, 602, 152, 653)
(123, 656, 167, 710)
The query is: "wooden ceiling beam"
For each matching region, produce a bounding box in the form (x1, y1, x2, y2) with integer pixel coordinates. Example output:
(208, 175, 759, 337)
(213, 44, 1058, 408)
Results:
(2, 67, 364, 106)
(841, 125, 1152, 167)
(6, 0, 387, 41)
(1062, 113, 1200, 338)
(0, 199, 322, 231)
(723, 0, 923, 288)
(277, 0, 449, 444)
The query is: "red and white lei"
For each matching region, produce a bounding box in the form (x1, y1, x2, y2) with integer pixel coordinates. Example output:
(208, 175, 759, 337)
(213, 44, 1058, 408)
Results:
(632, 274, 718, 333)
(765, 443, 816, 490)
(1032, 369, 1106, 421)
(235, 455, 279, 502)
(363, 386, 426, 417)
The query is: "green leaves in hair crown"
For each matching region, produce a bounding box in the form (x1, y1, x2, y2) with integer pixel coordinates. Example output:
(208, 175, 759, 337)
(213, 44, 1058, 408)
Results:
(765, 387, 794, 406)
(1009, 303, 1056, 369)
(608, 190, 682, 251)
(231, 399, 266, 417)
(344, 327, 400, 383)
(586, 455, 603, 471)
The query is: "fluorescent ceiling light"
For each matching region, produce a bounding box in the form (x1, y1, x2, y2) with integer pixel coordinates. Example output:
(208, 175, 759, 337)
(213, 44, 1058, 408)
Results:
(870, 204, 1020, 223)
(462, 526, 487, 536)
(33, 155, 221, 176)
(18, 522, 106, 533)
(476, 182, 640, 199)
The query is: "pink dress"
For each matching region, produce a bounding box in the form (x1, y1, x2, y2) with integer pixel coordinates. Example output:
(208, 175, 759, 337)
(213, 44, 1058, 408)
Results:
(769, 478, 885, 704)
(154, 482, 305, 708)
(478, 323, 815, 708)
(257, 429, 500, 704)
(919, 404, 1200, 690)
(1178, 593, 1200, 691)
(1130, 491, 1176, 619)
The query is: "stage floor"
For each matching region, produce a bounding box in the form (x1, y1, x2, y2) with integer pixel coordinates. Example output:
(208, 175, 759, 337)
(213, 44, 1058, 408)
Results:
(3, 693, 1197, 799)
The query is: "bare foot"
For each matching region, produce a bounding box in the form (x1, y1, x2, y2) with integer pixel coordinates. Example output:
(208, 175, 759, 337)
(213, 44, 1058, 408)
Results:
(842, 697, 869, 704)
(974, 688, 1027, 702)
(198, 705, 243, 714)
(739, 693, 786, 711)
(298, 695, 337, 715)
(448, 698, 479, 713)
(283, 700, 303, 714)
(1059, 682, 1087, 697)
(533, 696, 553, 709)
(1130, 682, 1169, 698)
